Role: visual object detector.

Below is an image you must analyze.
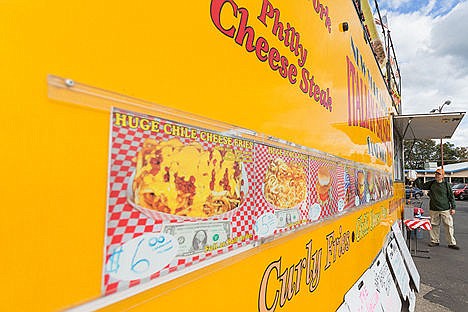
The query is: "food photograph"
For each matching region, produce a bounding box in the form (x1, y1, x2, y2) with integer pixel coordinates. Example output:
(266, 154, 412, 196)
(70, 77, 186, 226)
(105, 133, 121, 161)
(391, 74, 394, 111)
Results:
(104, 108, 256, 294)
(254, 144, 309, 237)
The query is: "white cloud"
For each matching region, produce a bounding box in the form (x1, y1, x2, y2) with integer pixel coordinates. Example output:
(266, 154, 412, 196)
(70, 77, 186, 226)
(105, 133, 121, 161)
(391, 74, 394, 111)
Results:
(430, 2, 468, 68)
(384, 2, 468, 147)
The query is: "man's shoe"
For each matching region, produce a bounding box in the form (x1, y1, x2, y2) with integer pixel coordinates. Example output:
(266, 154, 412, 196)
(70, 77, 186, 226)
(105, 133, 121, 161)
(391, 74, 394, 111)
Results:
(428, 242, 439, 247)
(448, 245, 460, 250)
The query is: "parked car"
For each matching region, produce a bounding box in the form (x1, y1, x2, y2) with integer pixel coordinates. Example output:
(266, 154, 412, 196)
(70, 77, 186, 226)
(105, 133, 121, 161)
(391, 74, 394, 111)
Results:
(452, 183, 468, 200)
(405, 186, 424, 199)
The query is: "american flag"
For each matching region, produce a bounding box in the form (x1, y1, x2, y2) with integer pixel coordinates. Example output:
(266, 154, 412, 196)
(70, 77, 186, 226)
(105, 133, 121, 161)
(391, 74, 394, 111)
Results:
(375, 15, 388, 29)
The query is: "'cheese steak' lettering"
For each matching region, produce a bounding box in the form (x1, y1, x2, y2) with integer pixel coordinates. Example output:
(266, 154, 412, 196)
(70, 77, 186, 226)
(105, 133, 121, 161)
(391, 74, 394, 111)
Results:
(210, 0, 333, 112)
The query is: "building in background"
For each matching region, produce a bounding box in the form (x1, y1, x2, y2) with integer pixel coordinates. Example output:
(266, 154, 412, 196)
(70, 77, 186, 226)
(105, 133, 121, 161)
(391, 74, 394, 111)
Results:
(406, 162, 468, 183)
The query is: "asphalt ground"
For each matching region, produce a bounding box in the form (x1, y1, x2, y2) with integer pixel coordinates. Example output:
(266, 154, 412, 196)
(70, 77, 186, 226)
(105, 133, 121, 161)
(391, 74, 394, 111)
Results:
(407, 197, 468, 312)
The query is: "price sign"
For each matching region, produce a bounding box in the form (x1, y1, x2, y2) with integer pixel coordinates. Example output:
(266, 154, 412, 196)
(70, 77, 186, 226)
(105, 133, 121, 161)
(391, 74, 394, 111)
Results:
(308, 203, 322, 221)
(106, 233, 178, 281)
(338, 198, 345, 212)
(254, 212, 277, 237)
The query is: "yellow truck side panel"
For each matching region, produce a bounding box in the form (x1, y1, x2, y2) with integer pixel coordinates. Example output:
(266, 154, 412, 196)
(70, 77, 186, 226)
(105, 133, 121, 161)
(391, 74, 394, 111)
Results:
(1, 0, 402, 311)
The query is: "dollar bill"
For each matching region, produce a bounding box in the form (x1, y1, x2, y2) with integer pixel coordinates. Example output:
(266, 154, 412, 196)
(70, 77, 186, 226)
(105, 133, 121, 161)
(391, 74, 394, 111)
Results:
(162, 221, 231, 257)
(275, 208, 301, 228)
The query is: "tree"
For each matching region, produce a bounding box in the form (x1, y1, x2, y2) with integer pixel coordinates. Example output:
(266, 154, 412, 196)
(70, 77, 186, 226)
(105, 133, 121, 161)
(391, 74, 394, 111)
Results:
(441, 142, 458, 163)
(404, 139, 468, 169)
(452, 145, 468, 161)
(404, 139, 437, 169)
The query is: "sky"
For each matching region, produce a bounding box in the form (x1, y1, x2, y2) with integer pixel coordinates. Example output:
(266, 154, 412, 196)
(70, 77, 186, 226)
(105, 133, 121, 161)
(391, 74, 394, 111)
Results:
(373, 0, 468, 148)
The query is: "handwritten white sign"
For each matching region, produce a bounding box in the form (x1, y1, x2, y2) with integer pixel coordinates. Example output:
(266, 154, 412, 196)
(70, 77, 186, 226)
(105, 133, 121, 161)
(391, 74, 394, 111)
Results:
(392, 222, 420, 292)
(308, 203, 322, 221)
(386, 238, 411, 300)
(344, 269, 384, 312)
(255, 212, 277, 237)
(370, 251, 402, 311)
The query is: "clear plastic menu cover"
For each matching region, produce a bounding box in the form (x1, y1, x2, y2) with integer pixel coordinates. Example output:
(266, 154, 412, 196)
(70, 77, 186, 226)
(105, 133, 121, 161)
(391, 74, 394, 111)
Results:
(252, 144, 309, 238)
(353, 168, 393, 207)
(99, 105, 396, 295)
(103, 108, 256, 294)
(308, 156, 340, 220)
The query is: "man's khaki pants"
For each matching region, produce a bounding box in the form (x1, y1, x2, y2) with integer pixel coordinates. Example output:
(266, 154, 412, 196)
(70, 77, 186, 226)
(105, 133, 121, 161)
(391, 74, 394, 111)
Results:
(429, 210, 456, 245)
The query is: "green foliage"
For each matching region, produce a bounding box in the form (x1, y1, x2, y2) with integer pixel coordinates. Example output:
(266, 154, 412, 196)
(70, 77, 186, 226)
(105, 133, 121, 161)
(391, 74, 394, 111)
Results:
(404, 139, 468, 169)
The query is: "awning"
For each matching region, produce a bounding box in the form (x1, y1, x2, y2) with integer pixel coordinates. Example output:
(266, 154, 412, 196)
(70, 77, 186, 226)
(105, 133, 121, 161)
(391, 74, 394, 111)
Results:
(393, 112, 465, 140)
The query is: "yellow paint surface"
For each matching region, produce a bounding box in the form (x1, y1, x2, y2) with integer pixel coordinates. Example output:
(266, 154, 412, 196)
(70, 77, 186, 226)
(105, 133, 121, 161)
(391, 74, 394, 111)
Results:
(0, 0, 402, 311)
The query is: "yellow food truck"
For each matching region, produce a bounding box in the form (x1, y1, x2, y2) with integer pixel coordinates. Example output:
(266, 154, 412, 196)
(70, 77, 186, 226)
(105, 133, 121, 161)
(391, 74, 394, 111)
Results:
(3, 0, 426, 311)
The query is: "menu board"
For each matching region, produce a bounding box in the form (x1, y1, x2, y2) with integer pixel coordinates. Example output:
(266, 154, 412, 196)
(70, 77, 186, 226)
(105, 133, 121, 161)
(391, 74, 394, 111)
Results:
(308, 156, 339, 220)
(337, 223, 421, 311)
(343, 269, 384, 312)
(253, 144, 309, 237)
(103, 108, 257, 294)
(386, 238, 411, 300)
(354, 168, 393, 207)
(391, 222, 420, 292)
(102, 107, 395, 295)
(341, 165, 357, 211)
(370, 252, 402, 311)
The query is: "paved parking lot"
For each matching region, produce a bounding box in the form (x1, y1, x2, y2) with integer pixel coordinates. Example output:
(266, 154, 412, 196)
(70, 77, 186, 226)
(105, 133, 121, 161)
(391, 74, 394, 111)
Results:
(409, 197, 468, 312)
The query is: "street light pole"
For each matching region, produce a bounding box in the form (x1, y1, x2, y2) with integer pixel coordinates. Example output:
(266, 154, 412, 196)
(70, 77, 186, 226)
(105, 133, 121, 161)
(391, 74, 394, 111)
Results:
(430, 100, 451, 169)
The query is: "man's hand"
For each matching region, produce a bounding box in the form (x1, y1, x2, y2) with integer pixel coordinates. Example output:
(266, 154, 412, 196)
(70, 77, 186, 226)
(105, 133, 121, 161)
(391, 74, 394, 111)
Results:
(450, 209, 456, 215)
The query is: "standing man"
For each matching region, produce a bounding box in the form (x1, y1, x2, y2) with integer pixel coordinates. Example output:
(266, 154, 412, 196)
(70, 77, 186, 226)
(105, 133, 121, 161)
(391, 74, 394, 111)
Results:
(416, 168, 459, 249)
